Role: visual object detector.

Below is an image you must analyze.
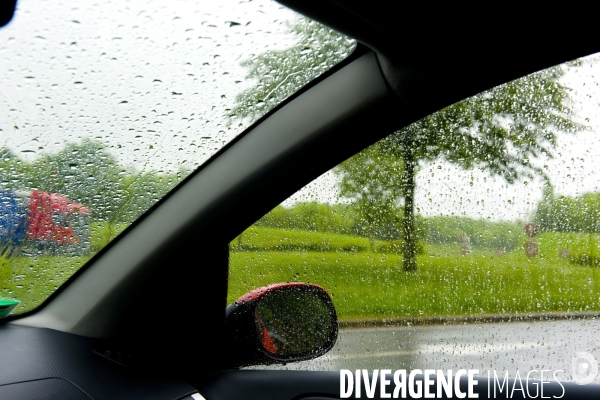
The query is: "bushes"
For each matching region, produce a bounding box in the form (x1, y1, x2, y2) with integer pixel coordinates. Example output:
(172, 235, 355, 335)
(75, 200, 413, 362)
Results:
(253, 202, 531, 252)
(535, 192, 600, 233)
(232, 226, 369, 252)
(231, 226, 413, 254)
(421, 216, 524, 250)
(374, 240, 402, 254)
(533, 232, 600, 267)
(570, 254, 600, 267)
(374, 239, 426, 255)
(567, 237, 600, 267)
(254, 203, 355, 235)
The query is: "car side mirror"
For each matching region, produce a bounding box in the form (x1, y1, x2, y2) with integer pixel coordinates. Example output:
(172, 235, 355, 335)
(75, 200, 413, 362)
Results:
(223, 283, 338, 367)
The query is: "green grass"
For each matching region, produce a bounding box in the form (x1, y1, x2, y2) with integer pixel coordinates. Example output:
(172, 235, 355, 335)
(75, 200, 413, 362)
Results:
(229, 247, 600, 320)
(1, 255, 91, 313)
(2, 227, 600, 319)
(0, 221, 126, 314)
(90, 222, 128, 251)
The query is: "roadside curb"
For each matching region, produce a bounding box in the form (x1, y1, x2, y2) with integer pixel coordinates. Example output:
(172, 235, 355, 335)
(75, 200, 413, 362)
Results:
(339, 311, 600, 329)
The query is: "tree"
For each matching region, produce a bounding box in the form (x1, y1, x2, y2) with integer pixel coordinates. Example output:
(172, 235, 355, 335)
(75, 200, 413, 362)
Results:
(0, 148, 29, 191)
(117, 169, 186, 223)
(337, 64, 582, 271)
(231, 17, 583, 272)
(336, 141, 404, 250)
(229, 17, 355, 124)
(27, 139, 125, 222)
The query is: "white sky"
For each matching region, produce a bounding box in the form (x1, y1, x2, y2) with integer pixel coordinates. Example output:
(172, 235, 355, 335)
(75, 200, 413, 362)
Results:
(2, 0, 600, 222)
(0, 0, 299, 172)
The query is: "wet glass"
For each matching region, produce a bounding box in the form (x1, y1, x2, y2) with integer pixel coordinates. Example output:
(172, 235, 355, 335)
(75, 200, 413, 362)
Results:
(230, 54, 600, 382)
(255, 287, 335, 358)
(0, 0, 355, 314)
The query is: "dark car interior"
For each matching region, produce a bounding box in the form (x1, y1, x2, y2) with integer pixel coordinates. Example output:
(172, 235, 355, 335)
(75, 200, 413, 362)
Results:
(1, 0, 599, 399)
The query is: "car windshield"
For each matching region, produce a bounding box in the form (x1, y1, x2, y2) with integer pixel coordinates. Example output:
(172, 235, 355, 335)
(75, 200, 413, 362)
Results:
(0, 0, 355, 315)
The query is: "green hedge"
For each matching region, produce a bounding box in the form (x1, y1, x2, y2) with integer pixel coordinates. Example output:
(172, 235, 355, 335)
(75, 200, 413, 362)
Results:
(231, 226, 416, 254)
(530, 232, 600, 267)
(231, 226, 370, 252)
(570, 254, 600, 267)
(373, 239, 426, 255)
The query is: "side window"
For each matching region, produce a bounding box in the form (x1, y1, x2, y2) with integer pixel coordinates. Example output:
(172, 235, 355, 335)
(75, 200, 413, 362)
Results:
(228, 54, 600, 382)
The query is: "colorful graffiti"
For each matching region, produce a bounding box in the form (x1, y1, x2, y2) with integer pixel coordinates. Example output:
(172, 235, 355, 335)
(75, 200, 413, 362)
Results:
(0, 190, 90, 257)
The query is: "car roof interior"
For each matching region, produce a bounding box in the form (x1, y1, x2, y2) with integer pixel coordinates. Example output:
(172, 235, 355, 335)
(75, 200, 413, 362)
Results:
(9, 0, 600, 377)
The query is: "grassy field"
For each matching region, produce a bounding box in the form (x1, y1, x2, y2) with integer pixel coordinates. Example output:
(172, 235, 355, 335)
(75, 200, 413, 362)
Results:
(2, 226, 599, 318)
(228, 230, 600, 320)
(229, 250, 600, 320)
(0, 220, 125, 313)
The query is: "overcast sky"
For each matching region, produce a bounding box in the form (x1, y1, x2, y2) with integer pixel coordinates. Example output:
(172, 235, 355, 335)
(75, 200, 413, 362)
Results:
(0, 0, 299, 171)
(2, 0, 600, 222)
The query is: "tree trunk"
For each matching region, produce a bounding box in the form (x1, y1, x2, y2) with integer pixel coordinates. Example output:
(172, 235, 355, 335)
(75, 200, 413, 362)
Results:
(402, 148, 417, 272)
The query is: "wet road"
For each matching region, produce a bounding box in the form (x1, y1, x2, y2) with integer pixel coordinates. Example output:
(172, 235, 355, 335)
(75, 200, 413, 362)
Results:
(262, 318, 600, 383)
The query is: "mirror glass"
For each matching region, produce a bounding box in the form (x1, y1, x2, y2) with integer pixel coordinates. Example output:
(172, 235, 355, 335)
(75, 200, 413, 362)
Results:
(254, 287, 336, 359)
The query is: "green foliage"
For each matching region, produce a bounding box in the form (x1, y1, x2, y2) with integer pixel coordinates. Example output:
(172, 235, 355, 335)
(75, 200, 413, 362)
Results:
(0, 140, 188, 314)
(534, 190, 600, 266)
(256, 200, 409, 242)
(0, 140, 125, 221)
(0, 148, 29, 190)
(90, 222, 129, 252)
(334, 58, 583, 270)
(389, 63, 581, 182)
(535, 190, 600, 233)
(374, 239, 426, 255)
(231, 226, 424, 254)
(231, 14, 584, 272)
(0, 257, 11, 288)
(421, 216, 524, 250)
(229, 17, 355, 124)
(0, 140, 186, 225)
(570, 253, 600, 267)
(524, 231, 600, 267)
(27, 140, 124, 221)
(254, 202, 527, 252)
(254, 203, 355, 235)
(232, 226, 370, 253)
(117, 170, 186, 223)
(336, 143, 406, 241)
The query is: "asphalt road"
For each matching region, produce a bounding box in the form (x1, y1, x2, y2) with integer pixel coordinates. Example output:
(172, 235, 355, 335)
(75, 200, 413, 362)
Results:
(263, 318, 600, 383)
